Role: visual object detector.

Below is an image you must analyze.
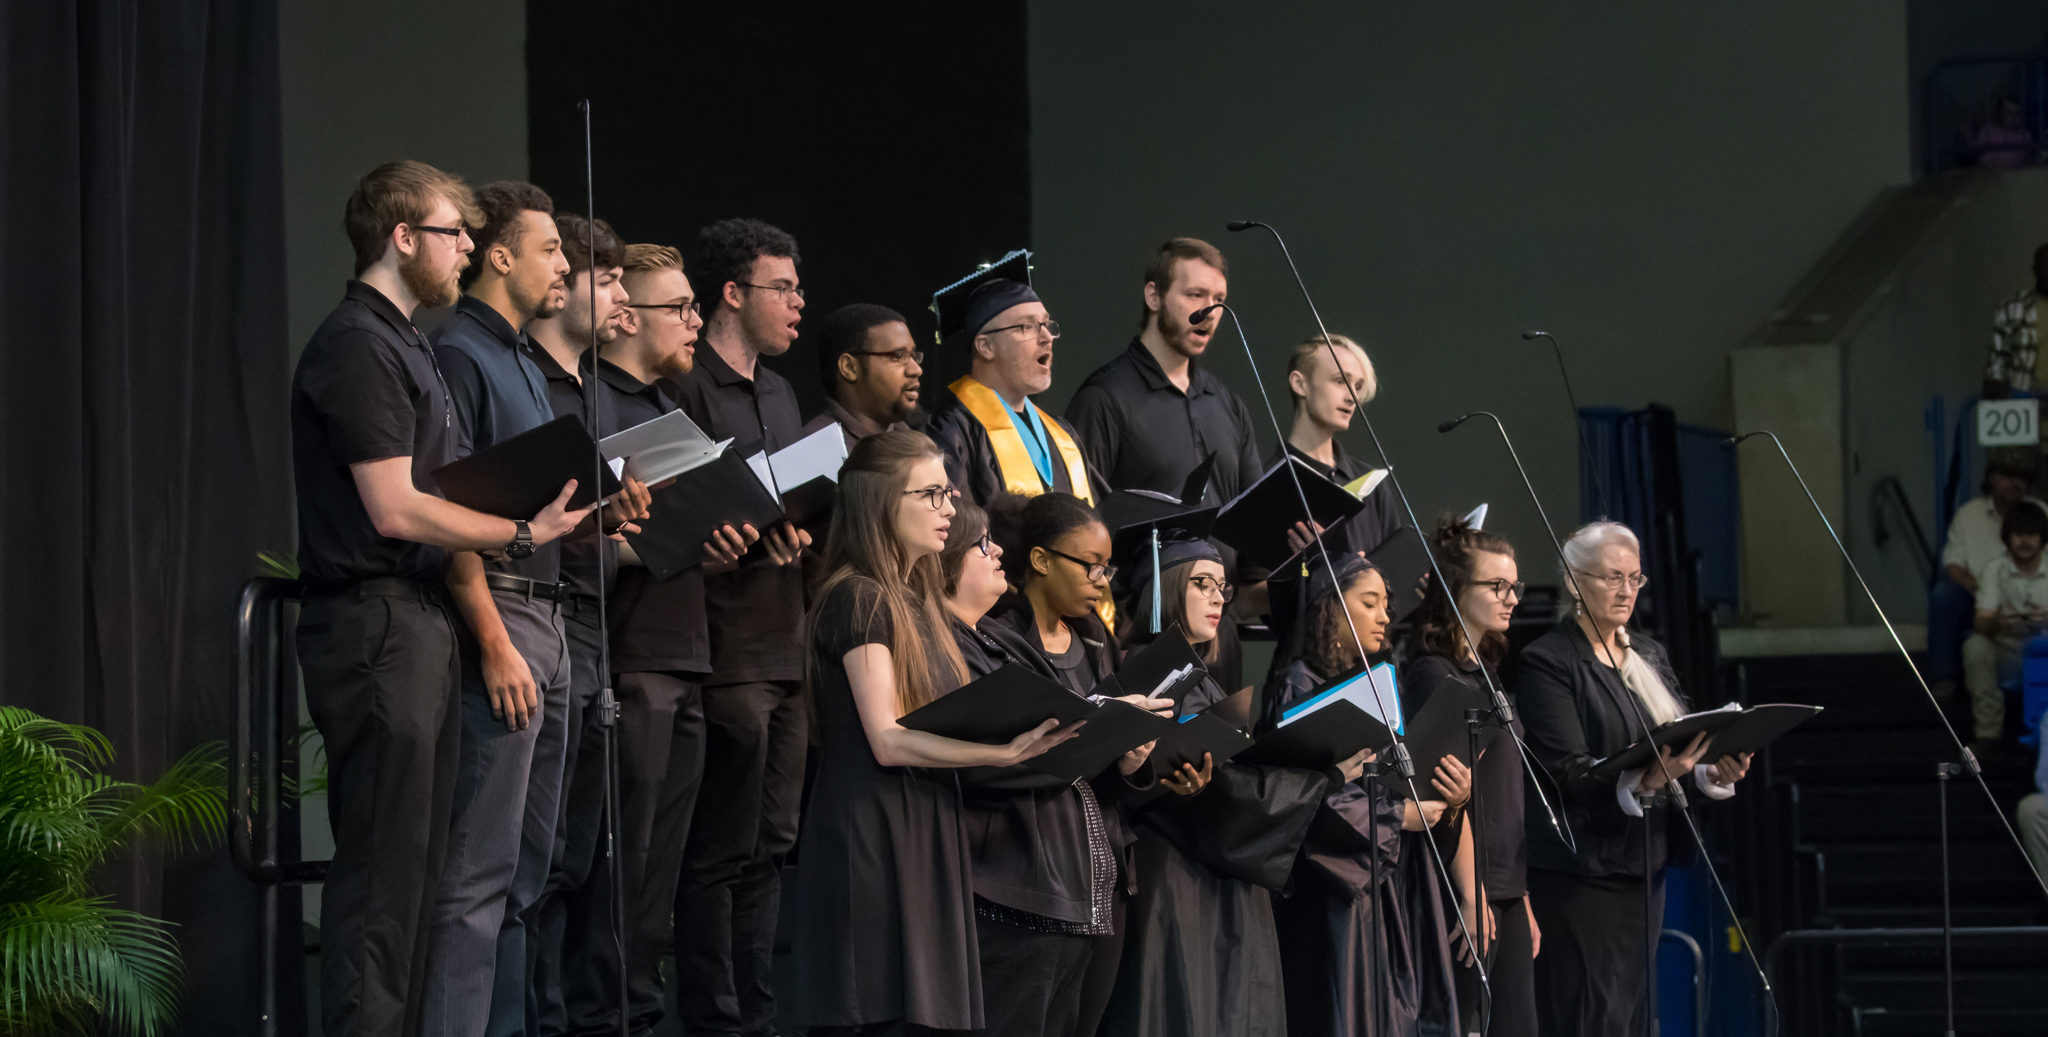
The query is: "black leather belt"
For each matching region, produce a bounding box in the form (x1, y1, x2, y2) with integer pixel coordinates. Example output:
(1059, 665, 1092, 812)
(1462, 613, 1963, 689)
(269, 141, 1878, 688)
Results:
(485, 572, 568, 602)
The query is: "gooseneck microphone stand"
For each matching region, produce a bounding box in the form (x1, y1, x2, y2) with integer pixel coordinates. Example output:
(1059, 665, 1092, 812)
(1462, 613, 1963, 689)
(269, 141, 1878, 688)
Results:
(1201, 300, 1493, 1032)
(1728, 429, 2048, 1037)
(577, 98, 634, 1037)
(1443, 410, 1780, 1036)
(1521, 330, 1610, 509)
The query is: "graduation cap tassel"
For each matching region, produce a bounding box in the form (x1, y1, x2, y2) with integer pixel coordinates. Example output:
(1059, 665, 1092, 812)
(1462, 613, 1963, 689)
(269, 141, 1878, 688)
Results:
(1149, 528, 1162, 634)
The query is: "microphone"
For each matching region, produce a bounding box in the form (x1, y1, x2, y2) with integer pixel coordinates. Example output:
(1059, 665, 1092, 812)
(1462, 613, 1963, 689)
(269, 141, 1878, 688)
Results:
(1522, 329, 1611, 510)
(1225, 220, 1259, 232)
(1188, 303, 1225, 325)
(1437, 415, 1473, 434)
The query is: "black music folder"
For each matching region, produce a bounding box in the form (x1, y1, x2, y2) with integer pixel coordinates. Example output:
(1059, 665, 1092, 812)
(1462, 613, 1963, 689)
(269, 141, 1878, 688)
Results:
(1027, 700, 1180, 782)
(430, 414, 621, 518)
(622, 450, 784, 580)
(1374, 675, 1489, 800)
(1237, 699, 1395, 772)
(1367, 526, 1432, 622)
(1091, 626, 1208, 713)
(1588, 703, 1823, 780)
(1148, 686, 1256, 779)
(1213, 455, 1368, 573)
(898, 665, 1096, 744)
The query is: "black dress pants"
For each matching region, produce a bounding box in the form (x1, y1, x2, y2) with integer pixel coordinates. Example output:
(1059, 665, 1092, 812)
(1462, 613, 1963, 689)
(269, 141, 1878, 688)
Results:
(975, 915, 1092, 1037)
(298, 581, 461, 1037)
(1527, 868, 1664, 1037)
(1457, 895, 1536, 1037)
(535, 603, 608, 1036)
(560, 670, 706, 1035)
(677, 679, 808, 1035)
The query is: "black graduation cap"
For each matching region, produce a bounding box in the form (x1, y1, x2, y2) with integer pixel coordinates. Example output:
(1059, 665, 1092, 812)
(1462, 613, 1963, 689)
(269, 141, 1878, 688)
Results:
(1099, 455, 1222, 633)
(930, 249, 1034, 345)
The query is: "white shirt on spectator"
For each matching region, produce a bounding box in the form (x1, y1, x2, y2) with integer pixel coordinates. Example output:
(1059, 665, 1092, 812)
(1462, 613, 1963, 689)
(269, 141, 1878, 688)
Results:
(1944, 495, 2048, 578)
(1975, 553, 2048, 650)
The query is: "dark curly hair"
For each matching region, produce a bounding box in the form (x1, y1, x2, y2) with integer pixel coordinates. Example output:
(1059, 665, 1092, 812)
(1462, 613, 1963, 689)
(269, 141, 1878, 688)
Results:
(694, 217, 800, 318)
(1300, 566, 1383, 679)
(461, 181, 555, 287)
(816, 303, 908, 390)
(553, 213, 623, 278)
(1417, 514, 1516, 665)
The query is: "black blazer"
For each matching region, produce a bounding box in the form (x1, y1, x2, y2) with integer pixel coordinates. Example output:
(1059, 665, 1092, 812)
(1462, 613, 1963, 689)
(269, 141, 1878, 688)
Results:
(1514, 619, 1697, 879)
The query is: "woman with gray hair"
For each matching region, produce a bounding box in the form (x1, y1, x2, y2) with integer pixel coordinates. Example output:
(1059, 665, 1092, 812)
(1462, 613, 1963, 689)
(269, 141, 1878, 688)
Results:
(1513, 521, 1752, 1036)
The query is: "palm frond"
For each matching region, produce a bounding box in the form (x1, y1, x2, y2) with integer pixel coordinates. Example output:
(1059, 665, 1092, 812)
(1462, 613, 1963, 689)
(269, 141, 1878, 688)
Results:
(0, 897, 183, 1036)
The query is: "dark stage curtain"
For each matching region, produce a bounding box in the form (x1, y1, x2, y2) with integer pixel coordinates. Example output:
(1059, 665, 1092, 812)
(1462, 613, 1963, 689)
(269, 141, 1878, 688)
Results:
(2, 0, 294, 1033)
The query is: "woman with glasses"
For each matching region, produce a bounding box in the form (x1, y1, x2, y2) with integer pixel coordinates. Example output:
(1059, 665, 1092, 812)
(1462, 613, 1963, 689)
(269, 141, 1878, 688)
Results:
(1263, 552, 1468, 1037)
(1105, 532, 1369, 1037)
(1405, 516, 1533, 1036)
(782, 432, 1077, 1037)
(1516, 521, 1751, 1036)
(935, 499, 1181, 1037)
(983, 492, 1123, 696)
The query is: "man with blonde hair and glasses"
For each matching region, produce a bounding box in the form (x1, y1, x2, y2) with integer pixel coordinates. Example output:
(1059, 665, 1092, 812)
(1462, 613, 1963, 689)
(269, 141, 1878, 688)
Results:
(293, 161, 595, 1037)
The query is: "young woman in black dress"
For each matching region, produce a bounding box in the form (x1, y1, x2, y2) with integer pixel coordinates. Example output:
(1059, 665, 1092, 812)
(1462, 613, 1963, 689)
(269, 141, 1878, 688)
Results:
(1264, 553, 1472, 1037)
(782, 431, 1077, 1037)
(935, 498, 1178, 1037)
(1406, 517, 1538, 1037)
(1106, 536, 1369, 1037)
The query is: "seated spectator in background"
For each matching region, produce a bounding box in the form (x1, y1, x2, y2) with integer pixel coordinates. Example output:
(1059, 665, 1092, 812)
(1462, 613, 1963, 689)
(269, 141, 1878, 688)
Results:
(2020, 712, 2048, 885)
(1932, 450, 2044, 698)
(813, 303, 924, 453)
(1975, 97, 2036, 171)
(1981, 243, 2047, 397)
(1964, 502, 2048, 758)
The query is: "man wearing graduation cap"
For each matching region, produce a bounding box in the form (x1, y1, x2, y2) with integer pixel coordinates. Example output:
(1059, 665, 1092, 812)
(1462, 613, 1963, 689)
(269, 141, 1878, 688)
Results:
(925, 250, 1100, 508)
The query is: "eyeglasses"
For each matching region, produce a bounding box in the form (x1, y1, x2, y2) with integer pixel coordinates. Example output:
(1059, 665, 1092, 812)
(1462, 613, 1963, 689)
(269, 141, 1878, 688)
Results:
(1043, 547, 1116, 584)
(627, 301, 702, 319)
(414, 224, 468, 239)
(982, 319, 1062, 340)
(970, 533, 996, 557)
(1476, 578, 1526, 601)
(903, 484, 958, 511)
(740, 282, 805, 302)
(1574, 569, 1649, 592)
(849, 348, 925, 366)
(1189, 575, 1237, 604)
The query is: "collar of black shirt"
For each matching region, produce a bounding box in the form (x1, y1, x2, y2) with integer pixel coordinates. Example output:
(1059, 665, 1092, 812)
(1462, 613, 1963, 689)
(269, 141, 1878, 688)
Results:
(693, 339, 759, 391)
(526, 341, 597, 384)
(1284, 438, 1360, 481)
(453, 294, 524, 352)
(1125, 336, 1216, 398)
(596, 356, 658, 397)
(344, 279, 428, 348)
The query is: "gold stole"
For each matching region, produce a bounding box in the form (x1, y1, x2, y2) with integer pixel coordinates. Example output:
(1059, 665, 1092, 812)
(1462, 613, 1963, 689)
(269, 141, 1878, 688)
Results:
(948, 376, 1094, 504)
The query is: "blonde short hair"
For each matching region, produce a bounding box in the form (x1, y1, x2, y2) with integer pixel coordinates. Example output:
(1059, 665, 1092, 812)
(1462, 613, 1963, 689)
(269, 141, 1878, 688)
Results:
(1287, 333, 1378, 406)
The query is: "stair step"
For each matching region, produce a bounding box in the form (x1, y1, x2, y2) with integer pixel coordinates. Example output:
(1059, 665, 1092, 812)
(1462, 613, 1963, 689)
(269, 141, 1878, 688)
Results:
(1852, 1007, 2048, 1035)
(1841, 969, 2048, 1009)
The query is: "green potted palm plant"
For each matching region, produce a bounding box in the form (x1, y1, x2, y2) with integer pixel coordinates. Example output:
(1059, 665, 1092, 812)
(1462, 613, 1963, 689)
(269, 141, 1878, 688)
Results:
(0, 707, 226, 1034)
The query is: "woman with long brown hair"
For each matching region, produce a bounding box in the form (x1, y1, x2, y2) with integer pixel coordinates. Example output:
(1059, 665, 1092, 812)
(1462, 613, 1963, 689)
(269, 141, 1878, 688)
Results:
(782, 431, 1076, 1037)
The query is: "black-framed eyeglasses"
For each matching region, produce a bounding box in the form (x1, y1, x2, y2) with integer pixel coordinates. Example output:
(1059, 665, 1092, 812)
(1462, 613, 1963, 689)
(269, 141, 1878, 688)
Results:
(1043, 547, 1116, 584)
(849, 348, 925, 366)
(1188, 574, 1237, 603)
(982, 319, 1061, 340)
(1573, 569, 1649, 591)
(627, 301, 702, 319)
(740, 282, 805, 302)
(903, 484, 958, 511)
(414, 224, 468, 239)
(970, 533, 997, 557)
(1477, 578, 1526, 601)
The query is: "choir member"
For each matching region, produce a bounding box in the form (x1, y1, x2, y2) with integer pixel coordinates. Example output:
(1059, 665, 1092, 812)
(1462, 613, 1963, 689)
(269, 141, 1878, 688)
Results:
(981, 492, 1119, 693)
(926, 253, 1098, 509)
(815, 302, 925, 453)
(1265, 333, 1411, 673)
(1407, 517, 1537, 1037)
(1263, 554, 1468, 1036)
(937, 499, 1174, 1037)
(1517, 522, 1752, 1036)
(1067, 237, 1259, 690)
(781, 431, 1076, 1036)
(1104, 534, 1367, 1037)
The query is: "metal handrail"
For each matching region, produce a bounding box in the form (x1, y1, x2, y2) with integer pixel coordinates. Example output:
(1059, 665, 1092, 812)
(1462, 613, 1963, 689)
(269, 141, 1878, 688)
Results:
(1661, 928, 1706, 1037)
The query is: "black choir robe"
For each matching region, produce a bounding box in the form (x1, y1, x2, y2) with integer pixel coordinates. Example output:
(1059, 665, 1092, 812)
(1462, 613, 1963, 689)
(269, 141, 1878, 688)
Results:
(1103, 673, 1337, 1037)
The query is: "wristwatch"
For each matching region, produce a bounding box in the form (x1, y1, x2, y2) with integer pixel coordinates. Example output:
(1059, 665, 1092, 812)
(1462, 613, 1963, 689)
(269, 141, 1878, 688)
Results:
(506, 519, 536, 559)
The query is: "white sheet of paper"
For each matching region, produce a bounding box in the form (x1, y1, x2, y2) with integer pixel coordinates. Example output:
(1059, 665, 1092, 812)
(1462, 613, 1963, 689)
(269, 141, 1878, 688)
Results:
(748, 422, 848, 498)
(1278, 661, 1403, 734)
(598, 409, 729, 484)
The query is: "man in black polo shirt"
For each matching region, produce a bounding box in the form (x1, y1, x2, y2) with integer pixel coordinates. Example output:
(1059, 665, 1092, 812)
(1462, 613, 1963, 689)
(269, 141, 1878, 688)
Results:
(421, 180, 588, 1037)
(814, 302, 923, 453)
(520, 213, 632, 1037)
(1066, 236, 1262, 689)
(292, 161, 592, 1037)
(670, 217, 811, 1037)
